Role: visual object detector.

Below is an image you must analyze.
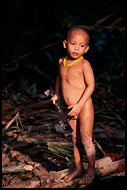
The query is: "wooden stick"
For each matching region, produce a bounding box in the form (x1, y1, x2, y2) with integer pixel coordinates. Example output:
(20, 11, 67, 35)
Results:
(44, 89, 73, 137)
(5, 112, 19, 130)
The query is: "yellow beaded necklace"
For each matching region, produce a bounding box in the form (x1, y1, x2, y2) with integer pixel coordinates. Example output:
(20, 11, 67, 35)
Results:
(63, 56, 83, 68)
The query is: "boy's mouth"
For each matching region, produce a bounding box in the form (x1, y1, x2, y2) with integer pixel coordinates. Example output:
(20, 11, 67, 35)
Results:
(72, 52, 79, 56)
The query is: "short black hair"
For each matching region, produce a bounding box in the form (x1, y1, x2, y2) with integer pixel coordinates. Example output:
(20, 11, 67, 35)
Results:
(67, 25, 90, 45)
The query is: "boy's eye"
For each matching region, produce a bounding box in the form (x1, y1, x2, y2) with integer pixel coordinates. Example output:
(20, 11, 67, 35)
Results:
(71, 42, 75, 45)
(81, 44, 85, 47)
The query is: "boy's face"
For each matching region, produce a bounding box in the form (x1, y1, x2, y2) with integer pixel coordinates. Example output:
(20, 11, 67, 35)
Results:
(63, 29, 89, 59)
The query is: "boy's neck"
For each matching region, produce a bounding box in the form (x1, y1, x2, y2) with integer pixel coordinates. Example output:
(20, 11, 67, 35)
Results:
(67, 55, 80, 61)
(63, 56, 83, 68)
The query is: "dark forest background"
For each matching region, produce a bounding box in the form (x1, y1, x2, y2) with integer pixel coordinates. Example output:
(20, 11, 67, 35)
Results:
(2, 1, 126, 97)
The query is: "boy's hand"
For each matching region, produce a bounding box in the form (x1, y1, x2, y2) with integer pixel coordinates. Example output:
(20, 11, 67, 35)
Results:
(51, 94, 60, 104)
(67, 104, 81, 119)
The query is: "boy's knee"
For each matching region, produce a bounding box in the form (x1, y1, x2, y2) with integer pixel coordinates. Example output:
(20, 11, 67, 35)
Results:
(81, 133, 94, 148)
(81, 132, 92, 143)
(72, 137, 81, 148)
(81, 133, 95, 157)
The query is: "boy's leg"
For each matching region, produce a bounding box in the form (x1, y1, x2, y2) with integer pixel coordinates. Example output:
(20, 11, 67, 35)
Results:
(79, 98, 96, 185)
(64, 118, 84, 182)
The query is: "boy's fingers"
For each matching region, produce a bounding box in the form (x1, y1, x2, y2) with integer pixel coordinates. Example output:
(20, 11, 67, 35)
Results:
(68, 110, 74, 116)
(53, 100, 56, 104)
(68, 105, 73, 109)
(67, 112, 71, 116)
(51, 98, 55, 105)
(74, 115, 78, 119)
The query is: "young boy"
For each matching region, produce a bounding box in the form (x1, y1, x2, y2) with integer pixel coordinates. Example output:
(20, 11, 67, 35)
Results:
(51, 26, 96, 185)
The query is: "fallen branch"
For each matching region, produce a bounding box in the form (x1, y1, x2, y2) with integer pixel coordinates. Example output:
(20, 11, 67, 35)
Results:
(94, 9, 121, 26)
(2, 165, 33, 174)
(24, 99, 51, 109)
(3, 40, 62, 67)
(25, 108, 48, 116)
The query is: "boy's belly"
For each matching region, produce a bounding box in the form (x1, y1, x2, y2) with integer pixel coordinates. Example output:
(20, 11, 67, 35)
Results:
(61, 81, 85, 106)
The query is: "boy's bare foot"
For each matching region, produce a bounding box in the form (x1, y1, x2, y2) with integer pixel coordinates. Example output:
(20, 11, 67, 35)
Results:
(79, 167, 95, 185)
(64, 168, 84, 183)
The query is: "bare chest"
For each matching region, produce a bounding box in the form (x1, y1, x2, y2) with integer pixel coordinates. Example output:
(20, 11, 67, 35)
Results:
(59, 63, 83, 81)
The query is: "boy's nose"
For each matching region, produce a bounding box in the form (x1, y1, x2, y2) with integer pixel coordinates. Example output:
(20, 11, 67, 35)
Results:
(74, 45, 79, 51)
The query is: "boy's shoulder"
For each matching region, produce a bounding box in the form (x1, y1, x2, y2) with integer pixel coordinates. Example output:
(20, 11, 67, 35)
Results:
(58, 57, 64, 64)
(82, 59, 92, 69)
(82, 58, 90, 65)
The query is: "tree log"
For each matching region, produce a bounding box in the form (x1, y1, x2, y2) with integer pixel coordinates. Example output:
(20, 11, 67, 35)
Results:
(95, 157, 125, 176)
(45, 157, 125, 188)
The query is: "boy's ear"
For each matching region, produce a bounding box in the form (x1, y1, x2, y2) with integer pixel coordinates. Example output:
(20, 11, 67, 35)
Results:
(84, 45, 90, 53)
(63, 40, 67, 49)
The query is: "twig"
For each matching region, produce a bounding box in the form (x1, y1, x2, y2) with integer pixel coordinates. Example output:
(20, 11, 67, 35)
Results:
(94, 9, 121, 26)
(109, 17, 122, 27)
(3, 40, 62, 66)
(2, 81, 15, 93)
(17, 114, 24, 130)
(5, 112, 23, 131)
(94, 139, 106, 156)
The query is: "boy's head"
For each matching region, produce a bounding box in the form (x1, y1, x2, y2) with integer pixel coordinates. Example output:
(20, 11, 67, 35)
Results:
(63, 25, 90, 59)
(67, 25, 90, 45)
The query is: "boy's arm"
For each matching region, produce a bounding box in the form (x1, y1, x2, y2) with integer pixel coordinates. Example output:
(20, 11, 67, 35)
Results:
(51, 75, 60, 104)
(54, 58, 63, 96)
(55, 75, 60, 96)
(51, 58, 63, 104)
